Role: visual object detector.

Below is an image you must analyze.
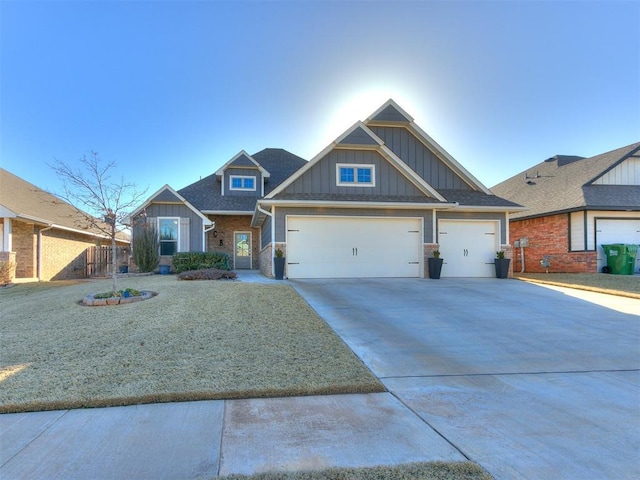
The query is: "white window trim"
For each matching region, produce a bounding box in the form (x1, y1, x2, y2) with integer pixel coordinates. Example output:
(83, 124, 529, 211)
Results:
(229, 175, 257, 191)
(336, 163, 375, 187)
(158, 217, 180, 256)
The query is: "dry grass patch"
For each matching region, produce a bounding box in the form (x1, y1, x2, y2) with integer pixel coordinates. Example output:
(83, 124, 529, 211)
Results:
(219, 462, 494, 480)
(516, 273, 640, 299)
(0, 276, 384, 413)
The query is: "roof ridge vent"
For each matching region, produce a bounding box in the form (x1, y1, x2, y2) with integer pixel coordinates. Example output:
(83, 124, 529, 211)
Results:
(545, 155, 585, 167)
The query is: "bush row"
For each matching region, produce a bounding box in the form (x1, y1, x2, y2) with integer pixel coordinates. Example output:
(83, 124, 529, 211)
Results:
(172, 252, 231, 273)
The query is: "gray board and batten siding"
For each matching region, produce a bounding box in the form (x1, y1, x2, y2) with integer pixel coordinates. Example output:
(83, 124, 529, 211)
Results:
(274, 207, 436, 244)
(279, 150, 428, 197)
(261, 215, 272, 250)
(223, 168, 264, 197)
(134, 203, 204, 252)
(369, 126, 471, 190)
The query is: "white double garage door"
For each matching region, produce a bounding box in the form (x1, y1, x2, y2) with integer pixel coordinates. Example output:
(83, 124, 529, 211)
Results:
(286, 216, 500, 279)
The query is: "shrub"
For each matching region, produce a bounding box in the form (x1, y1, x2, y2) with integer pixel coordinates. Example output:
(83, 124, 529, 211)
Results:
(172, 252, 231, 273)
(133, 224, 160, 273)
(177, 268, 237, 281)
(0, 260, 15, 285)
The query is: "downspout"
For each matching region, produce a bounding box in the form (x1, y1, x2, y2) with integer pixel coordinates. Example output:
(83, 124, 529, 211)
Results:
(256, 203, 274, 276)
(37, 225, 54, 281)
(203, 222, 216, 252)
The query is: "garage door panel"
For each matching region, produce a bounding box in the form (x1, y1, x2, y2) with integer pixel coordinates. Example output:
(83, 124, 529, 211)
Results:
(595, 218, 640, 273)
(287, 216, 422, 279)
(439, 220, 499, 277)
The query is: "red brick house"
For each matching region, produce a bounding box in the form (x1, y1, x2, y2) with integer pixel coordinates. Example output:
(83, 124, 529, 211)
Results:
(491, 142, 640, 274)
(0, 168, 130, 282)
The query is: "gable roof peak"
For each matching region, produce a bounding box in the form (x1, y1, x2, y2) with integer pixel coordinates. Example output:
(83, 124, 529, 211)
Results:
(215, 150, 270, 177)
(366, 99, 414, 124)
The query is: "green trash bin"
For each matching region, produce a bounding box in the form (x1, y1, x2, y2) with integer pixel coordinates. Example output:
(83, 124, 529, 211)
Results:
(602, 244, 638, 275)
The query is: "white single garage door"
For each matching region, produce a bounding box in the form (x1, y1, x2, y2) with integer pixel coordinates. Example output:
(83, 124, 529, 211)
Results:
(286, 216, 422, 278)
(438, 220, 499, 277)
(595, 218, 640, 273)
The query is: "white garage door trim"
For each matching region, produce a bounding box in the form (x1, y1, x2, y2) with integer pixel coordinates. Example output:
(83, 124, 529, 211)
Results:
(595, 217, 640, 273)
(438, 219, 500, 277)
(286, 215, 423, 279)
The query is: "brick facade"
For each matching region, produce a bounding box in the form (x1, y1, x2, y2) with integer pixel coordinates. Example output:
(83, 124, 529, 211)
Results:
(206, 215, 260, 270)
(509, 214, 597, 273)
(8, 219, 127, 281)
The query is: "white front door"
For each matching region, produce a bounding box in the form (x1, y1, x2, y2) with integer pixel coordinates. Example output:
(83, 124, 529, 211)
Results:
(438, 220, 499, 277)
(234, 232, 251, 269)
(286, 216, 422, 279)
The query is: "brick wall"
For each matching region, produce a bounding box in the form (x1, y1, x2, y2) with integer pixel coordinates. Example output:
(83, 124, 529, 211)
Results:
(11, 219, 128, 281)
(206, 215, 260, 270)
(510, 214, 597, 273)
(0, 251, 17, 283)
(12, 220, 37, 278)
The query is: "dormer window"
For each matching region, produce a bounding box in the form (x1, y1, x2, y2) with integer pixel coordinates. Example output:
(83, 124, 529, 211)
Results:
(230, 175, 256, 191)
(336, 164, 375, 187)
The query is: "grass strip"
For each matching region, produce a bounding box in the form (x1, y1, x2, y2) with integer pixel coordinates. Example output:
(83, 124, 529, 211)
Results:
(219, 461, 494, 480)
(515, 273, 640, 299)
(0, 276, 384, 413)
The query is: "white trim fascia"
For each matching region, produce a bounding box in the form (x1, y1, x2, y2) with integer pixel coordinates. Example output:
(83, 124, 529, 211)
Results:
(257, 199, 458, 210)
(334, 121, 385, 146)
(377, 144, 448, 201)
(451, 205, 528, 213)
(201, 210, 253, 216)
(0, 205, 18, 218)
(214, 150, 270, 178)
(124, 184, 213, 226)
(406, 123, 491, 194)
(365, 99, 414, 123)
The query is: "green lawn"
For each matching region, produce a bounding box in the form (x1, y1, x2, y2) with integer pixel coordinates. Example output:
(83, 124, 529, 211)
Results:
(219, 462, 494, 480)
(515, 272, 640, 298)
(0, 276, 384, 413)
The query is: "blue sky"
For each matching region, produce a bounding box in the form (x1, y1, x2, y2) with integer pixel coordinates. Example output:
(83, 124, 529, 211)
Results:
(1, 0, 638, 205)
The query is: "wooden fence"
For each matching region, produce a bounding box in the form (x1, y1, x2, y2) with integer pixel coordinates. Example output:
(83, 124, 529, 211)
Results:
(86, 246, 129, 277)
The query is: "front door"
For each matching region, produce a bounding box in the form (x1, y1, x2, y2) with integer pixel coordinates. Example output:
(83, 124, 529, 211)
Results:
(234, 232, 251, 269)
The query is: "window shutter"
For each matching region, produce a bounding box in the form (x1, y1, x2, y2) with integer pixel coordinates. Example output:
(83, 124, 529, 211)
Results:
(179, 218, 190, 252)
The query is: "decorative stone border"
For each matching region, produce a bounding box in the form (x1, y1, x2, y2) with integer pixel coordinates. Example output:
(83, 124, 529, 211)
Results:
(82, 291, 156, 306)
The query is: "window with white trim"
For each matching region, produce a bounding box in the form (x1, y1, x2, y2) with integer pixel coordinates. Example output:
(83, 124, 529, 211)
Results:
(230, 175, 256, 191)
(336, 164, 375, 187)
(158, 217, 179, 255)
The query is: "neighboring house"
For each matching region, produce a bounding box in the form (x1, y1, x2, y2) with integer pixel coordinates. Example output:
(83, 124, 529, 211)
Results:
(491, 142, 640, 274)
(0, 168, 130, 281)
(128, 100, 523, 278)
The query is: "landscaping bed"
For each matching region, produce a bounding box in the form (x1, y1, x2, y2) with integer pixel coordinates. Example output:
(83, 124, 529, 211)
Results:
(0, 276, 384, 413)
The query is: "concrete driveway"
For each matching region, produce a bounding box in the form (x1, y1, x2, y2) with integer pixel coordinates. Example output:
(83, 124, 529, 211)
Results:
(292, 278, 640, 480)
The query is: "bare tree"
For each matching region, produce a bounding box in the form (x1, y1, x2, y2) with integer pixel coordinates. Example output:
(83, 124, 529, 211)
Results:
(50, 151, 148, 292)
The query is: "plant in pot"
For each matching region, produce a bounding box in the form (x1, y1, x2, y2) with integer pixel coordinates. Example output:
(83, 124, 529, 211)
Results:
(273, 248, 286, 280)
(494, 251, 510, 279)
(428, 250, 444, 279)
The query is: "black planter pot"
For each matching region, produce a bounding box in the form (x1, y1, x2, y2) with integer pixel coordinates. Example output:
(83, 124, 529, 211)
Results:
(494, 258, 511, 278)
(274, 257, 286, 280)
(428, 258, 444, 279)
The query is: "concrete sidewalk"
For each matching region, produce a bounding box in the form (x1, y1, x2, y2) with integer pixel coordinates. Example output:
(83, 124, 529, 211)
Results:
(0, 392, 466, 479)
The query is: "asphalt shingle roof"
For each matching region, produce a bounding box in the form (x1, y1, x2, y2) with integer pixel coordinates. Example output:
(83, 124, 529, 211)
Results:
(491, 142, 640, 219)
(178, 149, 307, 212)
(0, 168, 115, 238)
